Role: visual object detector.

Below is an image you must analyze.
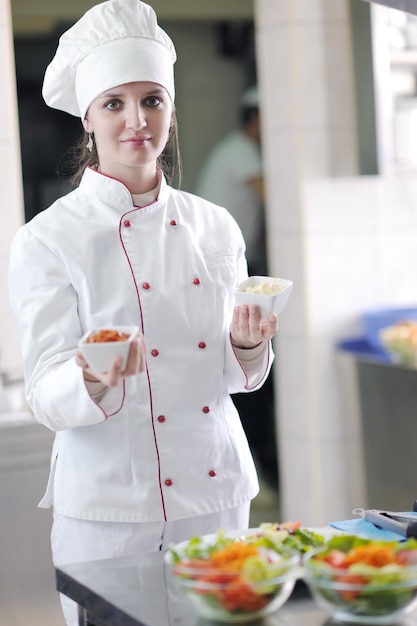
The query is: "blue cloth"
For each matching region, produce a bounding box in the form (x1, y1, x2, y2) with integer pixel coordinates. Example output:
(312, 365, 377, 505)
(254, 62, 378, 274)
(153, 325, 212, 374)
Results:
(330, 517, 406, 541)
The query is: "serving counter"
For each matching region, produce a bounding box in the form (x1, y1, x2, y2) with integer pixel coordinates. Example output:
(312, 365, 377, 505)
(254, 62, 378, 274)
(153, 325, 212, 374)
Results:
(0, 409, 62, 625)
(337, 330, 417, 513)
(56, 550, 417, 626)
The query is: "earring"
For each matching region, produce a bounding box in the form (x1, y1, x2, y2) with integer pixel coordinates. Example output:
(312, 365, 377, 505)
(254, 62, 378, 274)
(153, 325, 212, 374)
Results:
(86, 133, 94, 152)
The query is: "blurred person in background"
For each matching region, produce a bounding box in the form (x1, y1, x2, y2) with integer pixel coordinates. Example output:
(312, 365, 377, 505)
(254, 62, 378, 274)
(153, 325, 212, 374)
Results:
(196, 87, 278, 502)
(196, 86, 266, 276)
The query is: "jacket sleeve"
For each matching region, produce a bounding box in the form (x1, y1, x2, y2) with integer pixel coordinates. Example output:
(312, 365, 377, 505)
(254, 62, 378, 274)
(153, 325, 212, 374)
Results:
(223, 231, 275, 394)
(224, 335, 274, 394)
(8, 227, 125, 431)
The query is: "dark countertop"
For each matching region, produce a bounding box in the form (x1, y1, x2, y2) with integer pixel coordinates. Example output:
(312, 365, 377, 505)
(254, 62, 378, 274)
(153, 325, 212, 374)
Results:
(56, 551, 417, 626)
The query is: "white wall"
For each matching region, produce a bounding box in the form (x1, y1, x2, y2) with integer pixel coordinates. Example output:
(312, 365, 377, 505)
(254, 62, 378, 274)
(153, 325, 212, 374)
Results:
(0, 0, 25, 376)
(255, 0, 417, 525)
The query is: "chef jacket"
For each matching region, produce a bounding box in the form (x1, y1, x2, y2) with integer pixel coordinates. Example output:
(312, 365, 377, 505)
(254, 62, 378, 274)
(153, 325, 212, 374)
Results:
(8, 168, 274, 523)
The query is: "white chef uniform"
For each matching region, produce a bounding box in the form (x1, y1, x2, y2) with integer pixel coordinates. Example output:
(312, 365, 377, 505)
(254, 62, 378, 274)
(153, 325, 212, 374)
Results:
(9, 167, 274, 523)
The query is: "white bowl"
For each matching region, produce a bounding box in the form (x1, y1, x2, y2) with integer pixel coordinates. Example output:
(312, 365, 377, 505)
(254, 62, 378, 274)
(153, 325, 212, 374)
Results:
(78, 325, 139, 373)
(234, 276, 293, 319)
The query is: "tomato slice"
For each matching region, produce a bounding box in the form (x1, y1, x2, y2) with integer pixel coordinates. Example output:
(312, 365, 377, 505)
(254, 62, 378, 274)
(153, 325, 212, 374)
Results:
(334, 574, 367, 601)
(324, 549, 348, 568)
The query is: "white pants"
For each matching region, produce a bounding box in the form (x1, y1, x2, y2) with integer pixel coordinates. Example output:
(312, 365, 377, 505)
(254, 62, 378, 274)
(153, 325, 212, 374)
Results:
(52, 503, 250, 626)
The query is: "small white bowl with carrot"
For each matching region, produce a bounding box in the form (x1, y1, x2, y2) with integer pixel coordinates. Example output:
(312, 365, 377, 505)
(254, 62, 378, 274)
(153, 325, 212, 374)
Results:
(78, 325, 139, 373)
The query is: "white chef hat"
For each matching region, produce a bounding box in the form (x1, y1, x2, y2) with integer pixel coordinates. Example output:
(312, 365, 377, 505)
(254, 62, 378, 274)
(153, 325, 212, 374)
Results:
(42, 0, 177, 119)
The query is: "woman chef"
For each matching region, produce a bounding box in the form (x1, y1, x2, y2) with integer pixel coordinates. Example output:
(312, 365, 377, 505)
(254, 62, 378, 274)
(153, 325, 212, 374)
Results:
(8, 1, 278, 624)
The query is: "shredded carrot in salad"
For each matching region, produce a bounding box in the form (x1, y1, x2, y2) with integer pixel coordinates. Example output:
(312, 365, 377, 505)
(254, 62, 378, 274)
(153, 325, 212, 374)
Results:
(209, 543, 259, 571)
(344, 543, 401, 568)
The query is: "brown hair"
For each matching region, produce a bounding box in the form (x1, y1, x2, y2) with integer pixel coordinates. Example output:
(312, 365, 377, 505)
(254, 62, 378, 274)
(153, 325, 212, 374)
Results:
(65, 113, 182, 188)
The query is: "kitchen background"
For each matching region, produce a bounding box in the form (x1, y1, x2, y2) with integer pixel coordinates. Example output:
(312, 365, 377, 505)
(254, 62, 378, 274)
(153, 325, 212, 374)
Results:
(2, 0, 417, 624)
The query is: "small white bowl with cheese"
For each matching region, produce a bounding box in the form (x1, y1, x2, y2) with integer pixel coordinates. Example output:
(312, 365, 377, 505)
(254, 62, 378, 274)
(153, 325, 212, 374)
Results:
(234, 276, 293, 319)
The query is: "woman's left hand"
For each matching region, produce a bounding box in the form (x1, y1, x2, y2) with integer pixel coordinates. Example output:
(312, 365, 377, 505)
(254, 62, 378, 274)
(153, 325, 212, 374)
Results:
(230, 305, 278, 349)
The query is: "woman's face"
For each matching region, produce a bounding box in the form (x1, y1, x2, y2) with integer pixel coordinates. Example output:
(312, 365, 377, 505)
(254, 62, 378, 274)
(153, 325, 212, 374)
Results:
(83, 81, 173, 185)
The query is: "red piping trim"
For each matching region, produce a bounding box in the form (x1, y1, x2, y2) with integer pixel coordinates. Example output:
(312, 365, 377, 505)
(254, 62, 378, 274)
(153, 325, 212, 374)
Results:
(118, 209, 167, 521)
(107, 379, 126, 417)
(230, 334, 271, 391)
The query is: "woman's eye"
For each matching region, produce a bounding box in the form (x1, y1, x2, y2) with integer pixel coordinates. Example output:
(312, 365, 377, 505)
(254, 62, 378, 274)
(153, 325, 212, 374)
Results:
(105, 100, 120, 111)
(145, 96, 162, 107)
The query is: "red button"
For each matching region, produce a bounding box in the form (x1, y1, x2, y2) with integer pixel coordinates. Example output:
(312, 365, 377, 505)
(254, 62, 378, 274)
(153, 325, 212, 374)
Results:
(170, 219, 177, 226)
(151, 349, 159, 357)
(202, 406, 210, 414)
(157, 415, 165, 423)
(198, 342, 206, 349)
(209, 470, 216, 477)
(165, 479, 173, 487)
(193, 278, 201, 285)
(124, 220, 131, 227)
(142, 282, 150, 290)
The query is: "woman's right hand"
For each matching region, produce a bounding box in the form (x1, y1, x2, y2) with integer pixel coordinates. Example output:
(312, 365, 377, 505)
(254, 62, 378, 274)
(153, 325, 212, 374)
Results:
(75, 334, 147, 387)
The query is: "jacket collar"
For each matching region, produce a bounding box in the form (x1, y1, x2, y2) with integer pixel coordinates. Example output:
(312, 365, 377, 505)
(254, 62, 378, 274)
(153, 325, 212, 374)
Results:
(79, 167, 169, 212)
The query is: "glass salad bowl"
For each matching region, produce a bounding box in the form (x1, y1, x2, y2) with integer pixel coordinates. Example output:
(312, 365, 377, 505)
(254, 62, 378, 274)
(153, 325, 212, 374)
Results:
(165, 527, 302, 623)
(379, 320, 417, 367)
(303, 534, 417, 624)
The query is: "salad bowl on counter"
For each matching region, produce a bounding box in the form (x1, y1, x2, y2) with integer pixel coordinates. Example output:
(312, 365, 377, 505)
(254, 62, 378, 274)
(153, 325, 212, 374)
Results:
(303, 534, 417, 624)
(379, 320, 417, 367)
(165, 522, 325, 623)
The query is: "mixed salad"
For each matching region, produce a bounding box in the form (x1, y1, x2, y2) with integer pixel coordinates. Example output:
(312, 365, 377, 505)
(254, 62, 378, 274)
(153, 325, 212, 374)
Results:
(380, 319, 417, 366)
(304, 534, 417, 617)
(257, 521, 327, 554)
(167, 522, 325, 617)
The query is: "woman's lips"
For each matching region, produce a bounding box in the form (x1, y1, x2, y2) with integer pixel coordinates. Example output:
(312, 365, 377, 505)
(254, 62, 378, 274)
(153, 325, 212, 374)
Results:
(122, 136, 150, 146)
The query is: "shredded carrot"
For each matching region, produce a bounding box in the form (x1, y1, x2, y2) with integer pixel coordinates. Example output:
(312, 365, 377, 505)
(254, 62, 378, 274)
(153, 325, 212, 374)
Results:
(86, 329, 130, 343)
(209, 543, 259, 571)
(344, 544, 399, 568)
